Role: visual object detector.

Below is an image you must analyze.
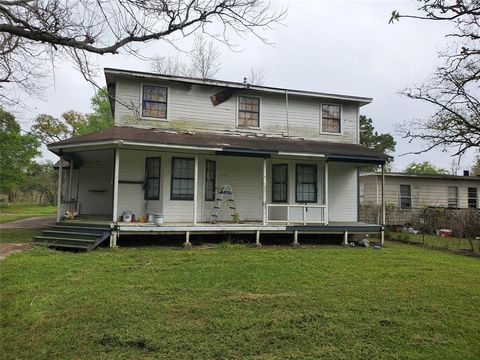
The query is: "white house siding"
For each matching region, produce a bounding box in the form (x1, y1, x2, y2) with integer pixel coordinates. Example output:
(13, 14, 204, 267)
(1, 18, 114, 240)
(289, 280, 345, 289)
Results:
(111, 150, 348, 224)
(76, 152, 113, 215)
(360, 175, 480, 209)
(114, 76, 359, 144)
(328, 163, 358, 222)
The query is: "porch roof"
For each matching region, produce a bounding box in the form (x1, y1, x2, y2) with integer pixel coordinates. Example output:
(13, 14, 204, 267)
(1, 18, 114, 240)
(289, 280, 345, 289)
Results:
(48, 127, 391, 164)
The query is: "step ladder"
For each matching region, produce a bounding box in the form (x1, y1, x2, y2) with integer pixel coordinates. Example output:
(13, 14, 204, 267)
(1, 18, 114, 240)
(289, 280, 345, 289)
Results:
(209, 185, 239, 224)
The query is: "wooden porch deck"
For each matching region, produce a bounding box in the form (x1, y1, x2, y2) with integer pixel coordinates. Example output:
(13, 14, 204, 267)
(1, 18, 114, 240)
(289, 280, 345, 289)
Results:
(60, 216, 381, 234)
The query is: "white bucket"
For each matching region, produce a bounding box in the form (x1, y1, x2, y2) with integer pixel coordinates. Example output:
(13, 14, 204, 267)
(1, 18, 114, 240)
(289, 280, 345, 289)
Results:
(122, 211, 132, 223)
(154, 213, 164, 226)
(146, 213, 154, 223)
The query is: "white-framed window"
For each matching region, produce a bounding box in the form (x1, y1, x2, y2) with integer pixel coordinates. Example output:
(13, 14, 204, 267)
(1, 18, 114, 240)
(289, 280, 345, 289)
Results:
(237, 96, 260, 128)
(296, 164, 317, 203)
(171, 157, 194, 200)
(272, 164, 288, 203)
(205, 160, 216, 201)
(399, 184, 412, 209)
(359, 183, 365, 204)
(320, 104, 342, 134)
(468, 187, 477, 208)
(144, 157, 161, 200)
(141, 84, 168, 119)
(448, 186, 458, 208)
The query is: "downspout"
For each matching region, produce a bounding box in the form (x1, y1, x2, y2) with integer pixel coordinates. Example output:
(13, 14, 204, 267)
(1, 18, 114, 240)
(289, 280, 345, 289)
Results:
(285, 90, 290, 139)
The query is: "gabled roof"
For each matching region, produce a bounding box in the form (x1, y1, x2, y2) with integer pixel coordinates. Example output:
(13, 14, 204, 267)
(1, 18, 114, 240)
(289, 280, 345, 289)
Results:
(104, 68, 373, 106)
(48, 127, 390, 164)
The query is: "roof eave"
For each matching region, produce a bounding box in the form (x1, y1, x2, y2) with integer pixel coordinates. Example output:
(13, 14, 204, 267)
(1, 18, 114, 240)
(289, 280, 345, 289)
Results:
(104, 68, 373, 105)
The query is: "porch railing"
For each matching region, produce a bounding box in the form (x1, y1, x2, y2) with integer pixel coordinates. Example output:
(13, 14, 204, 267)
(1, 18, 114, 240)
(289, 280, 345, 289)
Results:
(266, 204, 327, 225)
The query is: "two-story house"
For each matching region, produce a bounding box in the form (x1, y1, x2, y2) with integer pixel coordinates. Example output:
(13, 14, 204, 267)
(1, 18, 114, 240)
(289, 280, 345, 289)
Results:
(36, 68, 390, 250)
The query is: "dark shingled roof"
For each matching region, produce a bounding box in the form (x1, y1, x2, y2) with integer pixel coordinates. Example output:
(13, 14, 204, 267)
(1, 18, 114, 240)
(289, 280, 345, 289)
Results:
(49, 127, 391, 163)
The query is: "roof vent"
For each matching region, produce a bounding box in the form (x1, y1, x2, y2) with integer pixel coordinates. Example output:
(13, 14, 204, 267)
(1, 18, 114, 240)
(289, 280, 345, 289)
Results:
(243, 77, 247, 85)
(463, 170, 470, 176)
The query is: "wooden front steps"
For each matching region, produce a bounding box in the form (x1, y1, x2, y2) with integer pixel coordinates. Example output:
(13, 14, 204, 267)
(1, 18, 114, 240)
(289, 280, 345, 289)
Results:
(33, 222, 112, 251)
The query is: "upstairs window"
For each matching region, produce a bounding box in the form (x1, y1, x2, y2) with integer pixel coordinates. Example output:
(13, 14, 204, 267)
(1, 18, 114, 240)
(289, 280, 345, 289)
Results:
(468, 187, 478, 208)
(296, 164, 317, 203)
(142, 85, 167, 119)
(238, 96, 260, 127)
(399, 184, 411, 209)
(171, 157, 194, 200)
(272, 164, 288, 203)
(144, 157, 160, 200)
(321, 104, 341, 133)
(205, 160, 216, 201)
(448, 186, 458, 208)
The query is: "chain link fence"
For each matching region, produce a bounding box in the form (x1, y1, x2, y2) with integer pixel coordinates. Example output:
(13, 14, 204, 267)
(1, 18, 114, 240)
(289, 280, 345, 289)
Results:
(360, 204, 480, 254)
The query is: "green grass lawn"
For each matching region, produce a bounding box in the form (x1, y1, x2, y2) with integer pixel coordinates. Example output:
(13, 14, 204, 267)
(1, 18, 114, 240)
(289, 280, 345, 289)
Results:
(0, 203, 56, 224)
(1, 242, 479, 359)
(0, 229, 42, 243)
(387, 231, 479, 253)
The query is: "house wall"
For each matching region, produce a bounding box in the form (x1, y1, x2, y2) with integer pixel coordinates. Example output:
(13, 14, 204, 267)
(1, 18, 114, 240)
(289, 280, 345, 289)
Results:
(360, 175, 480, 209)
(76, 151, 113, 215)
(111, 150, 359, 224)
(328, 163, 358, 222)
(114, 77, 360, 144)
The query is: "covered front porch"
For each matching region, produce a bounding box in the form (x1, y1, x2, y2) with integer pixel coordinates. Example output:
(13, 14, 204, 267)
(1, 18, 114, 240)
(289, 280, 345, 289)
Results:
(50, 128, 388, 248)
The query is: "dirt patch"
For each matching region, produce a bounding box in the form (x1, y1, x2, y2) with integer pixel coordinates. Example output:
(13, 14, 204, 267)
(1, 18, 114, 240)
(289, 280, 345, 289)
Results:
(0, 243, 32, 260)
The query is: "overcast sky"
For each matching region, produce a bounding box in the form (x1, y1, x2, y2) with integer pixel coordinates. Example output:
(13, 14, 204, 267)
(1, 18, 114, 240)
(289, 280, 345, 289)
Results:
(12, 0, 477, 172)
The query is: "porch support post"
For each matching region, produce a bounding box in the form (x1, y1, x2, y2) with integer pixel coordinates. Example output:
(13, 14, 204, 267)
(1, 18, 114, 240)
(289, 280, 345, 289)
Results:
(56, 155, 63, 221)
(343, 231, 349, 247)
(262, 157, 267, 226)
(292, 230, 299, 247)
(324, 161, 329, 225)
(255, 230, 261, 247)
(111, 149, 120, 248)
(184, 231, 192, 249)
(193, 154, 199, 226)
(381, 163, 386, 245)
(68, 161, 73, 200)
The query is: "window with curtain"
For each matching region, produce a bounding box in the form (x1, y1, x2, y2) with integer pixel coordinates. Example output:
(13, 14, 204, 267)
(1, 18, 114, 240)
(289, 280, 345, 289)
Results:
(205, 160, 216, 201)
(171, 157, 194, 200)
(142, 85, 168, 119)
(321, 104, 341, 133)
(272, 164, 288, 203)
(144, 157, 160, 200)
(296, 164, 317, 203)
(399, 184, 411, 209)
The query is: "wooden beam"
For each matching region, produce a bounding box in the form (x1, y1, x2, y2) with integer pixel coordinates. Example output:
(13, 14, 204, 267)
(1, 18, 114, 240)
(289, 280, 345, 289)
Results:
(262, 158, 267, 226)
(193, 154, 199, 225)
(56, 156, 63, 221)
(112, 149, 120, 224)
(381, 164, 386, 245)
(324, 161, 329, 225)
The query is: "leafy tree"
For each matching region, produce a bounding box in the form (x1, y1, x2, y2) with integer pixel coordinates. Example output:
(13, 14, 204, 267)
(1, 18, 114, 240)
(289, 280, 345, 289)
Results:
(0, 108, 40, 195)
(31, 88, 114, 145)
(472, 153, 480, 176)
(360, 115, 396, 155)
(20, 161, 57, 204)
(77, 89, 114, 135)
(391, 1, 479, 156)
(403, 161, 448, 175)
(359, 115, 396, 170)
